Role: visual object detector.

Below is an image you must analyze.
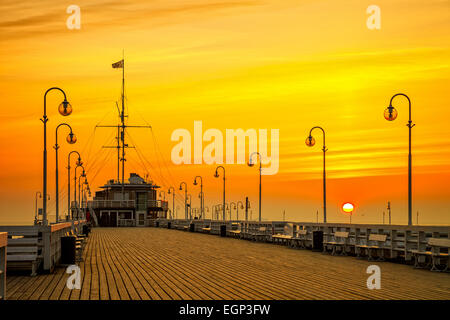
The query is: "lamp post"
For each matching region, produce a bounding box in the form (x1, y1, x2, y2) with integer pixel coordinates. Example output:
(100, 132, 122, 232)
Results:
(216, 204, 223, 220)
(223, 203, 229, 220)
(68, 151, 82, 221)
(168, 187, 175, 220)
(54, 123, 76, 223)
(204, 206, 209, 220)
(193, 176, 204, 219)
(214, 205, 219, 220)
(248, 152, 262, 222)
(245, 198, 250, 221)
(74, 163, 84, 218)
(35, 191, 42, 224)
(187, 194, 192, 219)
(80, 180, 85, 219)
(236, 201, 244, 221)
(179, 182, 188, 219)
(230, 202, 236, 220)
(34, 193, 50, 225)
(82, 178, 88, 219)
(306, 126, 327, 223)
(42, 87, 72, 226)
(214, 166, 226, 221)
(198, 191, 204, 219)
(75, 166, 85, 220)
(218, 204, 222, 220)
(384, 93, 414, 226)
(387, 201, 392, 225)
(78, 171, 86, 220)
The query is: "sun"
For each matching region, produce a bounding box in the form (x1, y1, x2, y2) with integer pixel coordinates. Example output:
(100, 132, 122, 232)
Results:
(342, 202, 354, 213)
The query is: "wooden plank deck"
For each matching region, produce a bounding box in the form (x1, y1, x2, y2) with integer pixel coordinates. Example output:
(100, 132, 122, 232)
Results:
(5, 228, 450, 300)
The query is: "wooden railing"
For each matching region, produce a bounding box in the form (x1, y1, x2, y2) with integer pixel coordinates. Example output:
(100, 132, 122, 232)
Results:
(0, 220, 87, 274)
(290, 222, 450, 261)
(87, 200, 135, 208)
(162, 220, 450, 267)
(86, 199, 168, 210)
(118, 219, 135, 227)
(44, 222, 74, 272)
(0, 232, 6, 300)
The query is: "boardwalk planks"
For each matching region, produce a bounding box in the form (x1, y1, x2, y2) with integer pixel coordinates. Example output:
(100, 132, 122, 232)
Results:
(5, 228, 450, 300)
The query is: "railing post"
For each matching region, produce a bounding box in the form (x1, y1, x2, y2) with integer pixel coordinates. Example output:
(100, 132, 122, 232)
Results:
(0, 232, 7, 300)
(405, 229, 412, 261)
(42, 226, 52, 272)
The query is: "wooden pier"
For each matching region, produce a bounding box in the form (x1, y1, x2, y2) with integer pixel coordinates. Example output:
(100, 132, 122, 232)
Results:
(5, 227, 450, 300)
(0, 220, 87, 276)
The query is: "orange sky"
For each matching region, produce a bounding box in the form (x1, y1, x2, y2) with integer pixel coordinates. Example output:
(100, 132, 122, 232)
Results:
(0, 0, 449, 225)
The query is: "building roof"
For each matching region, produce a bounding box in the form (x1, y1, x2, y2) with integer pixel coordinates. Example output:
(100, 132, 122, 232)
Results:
(99, 173, 160, 190)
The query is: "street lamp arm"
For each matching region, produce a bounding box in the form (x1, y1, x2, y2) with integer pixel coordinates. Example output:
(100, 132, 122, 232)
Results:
(44, 87, 67, 116)
(309, 126, 326, 151)
(55, 123, 73, 148)
(215, 165, 225, 178)
(390, 93, 412, 123)
(194, 175, 202, 184)
(56, 122, 73, 134)
(75, 164, 85, 176)
(68, 150, 81, 161)
(249, 152, 261, 165)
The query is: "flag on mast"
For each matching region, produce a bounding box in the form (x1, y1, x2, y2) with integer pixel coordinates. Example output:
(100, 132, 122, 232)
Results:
(112, 59, 124, 68)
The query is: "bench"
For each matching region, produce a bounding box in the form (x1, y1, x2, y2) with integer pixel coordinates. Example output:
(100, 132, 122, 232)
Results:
(272, 223, 293, 245)
(228, 230, 242, 238)
(272, 234, 292, 245)
(65, 230, 86, 262)
(228, 223, 242, 238)
(6, 231, 42, 276)
(248, 227, 269, 242)
(201, 227, 211, 233)
(0, 232, 6, 300)
(412, 238, 450, 272)
(356, 234, 388, 261)
(289, 229, 308, 249)
(324, 231, 349, 255)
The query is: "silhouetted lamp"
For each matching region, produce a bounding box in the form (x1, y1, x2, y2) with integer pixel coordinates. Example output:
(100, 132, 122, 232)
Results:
(305, 126, 327, 223)
(66, 132, 77, 144)
(305, 135, 315, 147)
(59, 100, 72, 116)
(384, 93, 413, 225)
(384, 105, 398, 121)
(214, 166, 226, 220)
(54, 123, 76, 223)
(247, 152, 262, 222)
(42, 87, 72, 226)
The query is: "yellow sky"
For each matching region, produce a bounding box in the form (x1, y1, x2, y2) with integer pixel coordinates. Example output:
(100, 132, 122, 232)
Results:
(0, 0, 449, 225)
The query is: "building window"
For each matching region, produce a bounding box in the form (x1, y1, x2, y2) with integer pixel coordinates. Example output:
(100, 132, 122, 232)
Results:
(119, 211, 132, 219)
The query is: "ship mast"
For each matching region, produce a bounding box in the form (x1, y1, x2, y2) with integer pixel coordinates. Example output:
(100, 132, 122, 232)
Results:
(120, 52, 125, 199)
(96, 54, 152, 201)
